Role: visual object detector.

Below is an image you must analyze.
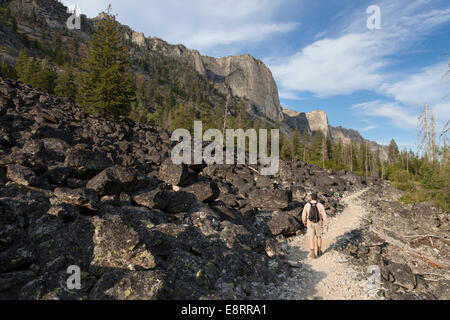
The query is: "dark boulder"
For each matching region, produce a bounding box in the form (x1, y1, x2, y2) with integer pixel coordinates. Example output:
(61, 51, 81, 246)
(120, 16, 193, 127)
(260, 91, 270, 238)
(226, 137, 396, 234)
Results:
(47, 203, 79, 222)
(163, 191, 197, 213)
(91, 215, 157, 271)
(219, 220, 256, 250)
(86, 166, 137, 195)
(184, 180, 220, 203)
(47, 166, 72, 186)
(315, 174, 337, 187)
(249, 189, 291, 210)
(158, 159, 189, 187)
(64, 148, 113, 178)
(258, 211, 301, 237)
(6, 164, 38, 186)
(265, 238, 287, 258)
(41, 138, 71, 162)
(291, 185, 307, 202)
(384, 262, 417, 291)
(134, 189, 197, 213)
(89, 270, 166, 300)
(133, 188, 165, 210)
(53, 187, 99, 211)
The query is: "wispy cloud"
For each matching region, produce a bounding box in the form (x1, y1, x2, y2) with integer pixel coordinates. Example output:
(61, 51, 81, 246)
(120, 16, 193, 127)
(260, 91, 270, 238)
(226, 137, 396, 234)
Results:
(62, 0, 300, 52)
(352, 101, 419, 129)
(270, 0, 450, 98)
(359, 125, 377, 132)
(271, 33, 387, 97)
(380, 62, 450, 107)
(186, 22, 299, 48)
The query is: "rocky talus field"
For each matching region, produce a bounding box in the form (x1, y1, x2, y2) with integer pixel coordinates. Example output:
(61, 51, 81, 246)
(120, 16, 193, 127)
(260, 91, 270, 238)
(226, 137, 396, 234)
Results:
(0, 77, 448, 300)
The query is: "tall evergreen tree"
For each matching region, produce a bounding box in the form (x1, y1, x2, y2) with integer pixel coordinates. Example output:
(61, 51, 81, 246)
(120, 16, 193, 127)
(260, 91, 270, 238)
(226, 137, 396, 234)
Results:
(55, 63, 77, 99)
(76, 7, 134, 117)
(16, 48, 30, 83)
(36, 59, 57, 93)
(388, 139, 400, 165)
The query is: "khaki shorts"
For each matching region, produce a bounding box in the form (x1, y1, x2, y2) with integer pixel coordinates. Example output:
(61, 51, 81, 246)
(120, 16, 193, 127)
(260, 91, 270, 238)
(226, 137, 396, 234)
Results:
(306, 222, 323, 237)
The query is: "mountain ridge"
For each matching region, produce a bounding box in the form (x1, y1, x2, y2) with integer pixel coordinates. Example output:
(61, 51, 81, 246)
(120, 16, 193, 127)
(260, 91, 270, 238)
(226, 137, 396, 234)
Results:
(0, 0, 386, 157)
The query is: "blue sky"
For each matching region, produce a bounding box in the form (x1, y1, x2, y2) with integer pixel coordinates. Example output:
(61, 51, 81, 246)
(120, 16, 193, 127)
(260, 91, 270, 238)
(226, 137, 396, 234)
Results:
(62, 0, 450, 150)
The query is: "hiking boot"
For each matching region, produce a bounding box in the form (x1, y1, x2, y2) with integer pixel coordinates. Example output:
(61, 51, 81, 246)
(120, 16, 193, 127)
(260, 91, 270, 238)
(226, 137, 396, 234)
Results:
(309, 250, 315, 259)
(317, 248, 323, 257)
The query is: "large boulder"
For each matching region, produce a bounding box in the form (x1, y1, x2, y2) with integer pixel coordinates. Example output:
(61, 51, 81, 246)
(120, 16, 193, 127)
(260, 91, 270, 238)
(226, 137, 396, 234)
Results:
(158, 159, 189, 186)
(258, 211, 301, 236)
(64, 148, 113, 178)
(219, 220, 256, 250)
(384, 262, 417, 291)
(249, 189, 291, 210)
(134, 189, 197, 213)
(184, 180, 220, 203)
(86, 166, 137, 195)
(53, 187, 99, 211)
(47, 203, 79, 222)
(315, 174, 337, 187)
(6, 165, 38, 186)
(91, 214, 157, 270)
(133, 188, 167, 210)
(265, 238, 287, 258)
(89, 270, 166, 300)
(163, 191, 197, 213)
(291, 185, 307, 202)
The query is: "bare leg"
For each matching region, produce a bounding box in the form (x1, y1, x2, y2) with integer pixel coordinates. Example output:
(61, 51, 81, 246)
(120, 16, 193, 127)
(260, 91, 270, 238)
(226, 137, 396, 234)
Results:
(317, 236, 323, 256)
(309, 236, 315, 251)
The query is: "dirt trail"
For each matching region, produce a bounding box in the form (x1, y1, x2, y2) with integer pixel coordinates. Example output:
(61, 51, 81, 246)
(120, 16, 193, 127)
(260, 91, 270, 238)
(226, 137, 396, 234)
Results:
(275, 188, 378, 300)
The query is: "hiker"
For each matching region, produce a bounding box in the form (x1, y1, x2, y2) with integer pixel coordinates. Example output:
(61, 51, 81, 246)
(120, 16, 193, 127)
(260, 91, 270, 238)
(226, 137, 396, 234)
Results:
(302, 193, 328, 259)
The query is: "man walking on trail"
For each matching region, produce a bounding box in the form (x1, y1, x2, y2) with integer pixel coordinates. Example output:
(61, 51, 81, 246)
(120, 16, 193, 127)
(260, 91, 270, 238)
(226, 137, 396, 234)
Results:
(302, 193, 328, 259)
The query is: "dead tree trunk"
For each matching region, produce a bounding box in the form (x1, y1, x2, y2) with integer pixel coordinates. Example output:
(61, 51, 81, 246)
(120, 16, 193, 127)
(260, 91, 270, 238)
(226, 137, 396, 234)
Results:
(431, 108, 436, 163)
(372, 228, 450, 269)
(425, 103, 431, 162)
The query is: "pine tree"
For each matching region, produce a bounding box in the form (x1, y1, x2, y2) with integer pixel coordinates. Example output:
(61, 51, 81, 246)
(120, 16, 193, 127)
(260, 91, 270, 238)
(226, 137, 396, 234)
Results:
(27, 57, 39, 87)
(291, 129, 301, 161)
(55, 63, 77, 99)
(36, 59, 57, 93)
(16, 48, 30, 83)
(76, 7, 134, 117)
(0, 61, 17, 79)
(388, 139, 399, 165)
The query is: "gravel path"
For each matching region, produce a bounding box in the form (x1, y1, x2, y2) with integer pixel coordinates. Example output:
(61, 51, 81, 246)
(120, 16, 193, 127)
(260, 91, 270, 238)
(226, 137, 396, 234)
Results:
(275, 189, 379, 300)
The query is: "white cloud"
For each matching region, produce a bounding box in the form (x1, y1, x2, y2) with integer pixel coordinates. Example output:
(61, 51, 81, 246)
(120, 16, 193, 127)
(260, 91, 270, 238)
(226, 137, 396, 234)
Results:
(271, 33, 387, 97)
(380, 63, 450, 106)
(352, 101, 419, 129)
(186, 22, 298, 48)
(359, 125, 377, 132)
(270, 0, 450, 98)
(61, 0, 299, 52)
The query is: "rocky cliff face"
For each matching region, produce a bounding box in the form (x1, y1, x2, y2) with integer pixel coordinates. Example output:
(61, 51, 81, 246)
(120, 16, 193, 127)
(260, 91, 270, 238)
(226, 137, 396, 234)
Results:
(199, 54, 285, 122)
(305, 110, 330, 137)
(281, 108, 330, 138)
(124, 32, 285, 123)
(281, 107, 310, 133)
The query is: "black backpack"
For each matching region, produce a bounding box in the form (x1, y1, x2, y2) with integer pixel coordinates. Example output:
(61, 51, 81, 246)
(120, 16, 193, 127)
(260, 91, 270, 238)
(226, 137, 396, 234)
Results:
(309, 202, 320, 223)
